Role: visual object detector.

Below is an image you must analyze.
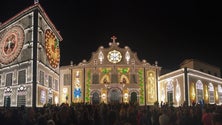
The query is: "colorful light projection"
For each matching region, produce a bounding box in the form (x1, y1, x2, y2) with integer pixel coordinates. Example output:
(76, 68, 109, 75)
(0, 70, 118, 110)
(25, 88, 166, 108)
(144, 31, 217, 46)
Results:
(74, 71, 82, 102)
(40, 89, 46, 104)
(118, 68, 129, 74)
(85, 70, 91, 102)
(138, 69, 144, 104)
(0, 25, 25, 65)
(147, 71, 156, 103)
(45, 29, 60, 68)
(74, 88, 81, 98)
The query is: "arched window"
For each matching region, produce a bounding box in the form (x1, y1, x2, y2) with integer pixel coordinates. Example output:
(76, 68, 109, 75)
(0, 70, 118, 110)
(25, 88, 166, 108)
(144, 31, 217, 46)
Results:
(92, 92, 100, 104)
(196, 80, 203, 103)
(167, 80, 174, 104)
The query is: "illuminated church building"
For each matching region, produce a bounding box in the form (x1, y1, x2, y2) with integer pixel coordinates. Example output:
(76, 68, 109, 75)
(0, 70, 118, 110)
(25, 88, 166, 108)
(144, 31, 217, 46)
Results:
(1, 3, 222, 107)
(60, 37, 160, 105)
(60, 40, 222, 106)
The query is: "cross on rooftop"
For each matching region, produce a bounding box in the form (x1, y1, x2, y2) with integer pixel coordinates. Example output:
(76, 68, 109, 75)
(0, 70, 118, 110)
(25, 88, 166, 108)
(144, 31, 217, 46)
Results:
(34, 0, 39, 4)
(111, 36, 117, 43)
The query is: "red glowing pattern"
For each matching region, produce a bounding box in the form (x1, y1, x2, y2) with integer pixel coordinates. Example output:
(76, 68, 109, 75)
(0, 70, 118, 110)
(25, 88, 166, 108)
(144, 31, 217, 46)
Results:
(0, 25, 24, 64)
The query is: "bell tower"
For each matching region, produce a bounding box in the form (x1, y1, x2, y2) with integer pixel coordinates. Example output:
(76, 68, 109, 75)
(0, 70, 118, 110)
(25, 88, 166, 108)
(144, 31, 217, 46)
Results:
(0, 3, 62, 107)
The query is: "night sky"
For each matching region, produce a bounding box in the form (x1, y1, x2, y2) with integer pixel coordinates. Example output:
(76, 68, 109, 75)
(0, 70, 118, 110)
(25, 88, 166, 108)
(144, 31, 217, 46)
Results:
(0, 0, 221, 70)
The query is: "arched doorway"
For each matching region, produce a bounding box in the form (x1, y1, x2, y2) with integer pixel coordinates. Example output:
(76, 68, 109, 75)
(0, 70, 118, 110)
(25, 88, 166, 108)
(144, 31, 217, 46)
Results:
(4, 96, 11, 108)
(167, 81, 174, 105)
(130, 92, 137, 104)
(92, 92, 100, 104)
(108, 88, 121, 103)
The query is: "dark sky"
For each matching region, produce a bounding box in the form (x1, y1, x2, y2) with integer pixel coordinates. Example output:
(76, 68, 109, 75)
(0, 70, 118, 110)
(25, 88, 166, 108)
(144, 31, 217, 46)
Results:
(0, 0, 222, 70)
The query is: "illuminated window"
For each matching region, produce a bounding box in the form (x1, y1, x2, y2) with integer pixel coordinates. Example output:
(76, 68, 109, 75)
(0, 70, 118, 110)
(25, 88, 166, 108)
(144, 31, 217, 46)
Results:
(196, 80, 203, 103)
(6, 73, 13, 86)
(17, 95, 26, 107)
(39, 71, 44, 85)
(18, 70, 26, 84)
(55, 79, 58, 91)
(92, 74, 99, 84)
(48, 76, 52, 88)
(40, 90, 46, 104)
(64, 74, 71, 85)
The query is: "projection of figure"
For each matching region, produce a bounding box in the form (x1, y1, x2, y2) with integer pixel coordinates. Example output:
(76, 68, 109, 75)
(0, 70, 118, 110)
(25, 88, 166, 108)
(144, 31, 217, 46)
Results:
(148, 73, 155, 99)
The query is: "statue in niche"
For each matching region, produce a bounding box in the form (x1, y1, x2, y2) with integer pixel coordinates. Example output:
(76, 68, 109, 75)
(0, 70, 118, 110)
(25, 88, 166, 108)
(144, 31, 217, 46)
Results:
(101, 75, 110, 84)
(122, 78, 126, 83)
(74, 78, 81, 99)
(103, 78, 108, 84)
(121, 78, 126, 84)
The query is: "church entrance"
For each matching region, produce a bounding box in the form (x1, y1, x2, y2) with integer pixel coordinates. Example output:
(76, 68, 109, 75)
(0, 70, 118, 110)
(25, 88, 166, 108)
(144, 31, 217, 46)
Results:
(92, 92, 100, 104)
(167, 91, 173, 104)
(108, 88, 122, 104)
(130, 92, 137, 104)
(4, 96, 11, 108)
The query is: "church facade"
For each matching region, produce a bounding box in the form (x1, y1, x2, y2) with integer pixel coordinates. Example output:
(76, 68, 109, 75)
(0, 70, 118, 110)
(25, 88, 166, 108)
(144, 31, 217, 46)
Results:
(60, 47, 222, 106)
(60, 38, 160, 105)
(0, 3, 62, 107)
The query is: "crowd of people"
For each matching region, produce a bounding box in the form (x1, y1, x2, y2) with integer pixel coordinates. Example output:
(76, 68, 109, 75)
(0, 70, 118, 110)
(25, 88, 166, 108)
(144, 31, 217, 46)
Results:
(0, 102, 222, 125)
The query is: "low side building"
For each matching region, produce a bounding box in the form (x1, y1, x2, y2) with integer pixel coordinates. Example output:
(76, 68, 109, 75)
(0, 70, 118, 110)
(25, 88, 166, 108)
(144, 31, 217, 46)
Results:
(159, 59, 222, 106)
